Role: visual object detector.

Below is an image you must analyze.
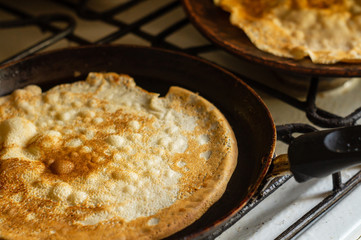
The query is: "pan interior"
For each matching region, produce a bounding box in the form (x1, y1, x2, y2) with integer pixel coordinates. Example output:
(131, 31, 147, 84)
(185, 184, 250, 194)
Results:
(0, 45, 275, 238)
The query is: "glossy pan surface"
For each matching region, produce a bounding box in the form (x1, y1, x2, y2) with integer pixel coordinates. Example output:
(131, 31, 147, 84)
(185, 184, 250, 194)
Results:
(0, 45, 276, 239)
(182, 0, 361, 77)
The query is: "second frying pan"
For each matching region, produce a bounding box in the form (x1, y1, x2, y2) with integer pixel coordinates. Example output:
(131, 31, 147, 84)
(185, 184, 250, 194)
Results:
(182, 0, 361, 77)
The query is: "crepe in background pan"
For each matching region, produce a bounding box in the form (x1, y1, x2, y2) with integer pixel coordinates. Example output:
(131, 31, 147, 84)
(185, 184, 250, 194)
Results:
(214, 0, 361, 64)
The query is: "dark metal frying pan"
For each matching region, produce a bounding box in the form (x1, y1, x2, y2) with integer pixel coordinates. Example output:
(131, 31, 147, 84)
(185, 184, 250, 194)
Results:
(0, 45, 360, 239)
(182, 0, 361, 77)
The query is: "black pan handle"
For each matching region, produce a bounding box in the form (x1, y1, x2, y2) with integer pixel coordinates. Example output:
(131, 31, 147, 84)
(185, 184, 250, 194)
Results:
(288, 125, 361, 182)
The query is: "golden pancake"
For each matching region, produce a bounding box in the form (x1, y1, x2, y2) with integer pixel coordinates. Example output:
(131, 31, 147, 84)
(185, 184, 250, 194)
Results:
(214, 0, 361, 64)
(0, 72, 237, 239)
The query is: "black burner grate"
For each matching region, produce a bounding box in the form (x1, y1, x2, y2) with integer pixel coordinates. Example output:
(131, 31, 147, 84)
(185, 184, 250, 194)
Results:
(0, 0, 360, 239)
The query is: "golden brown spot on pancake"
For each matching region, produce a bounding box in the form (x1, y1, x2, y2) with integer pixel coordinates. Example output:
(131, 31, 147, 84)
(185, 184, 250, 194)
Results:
(50, 160, 75, 175)
(240, 0, 346, 18)
(291, 0, 345, 9)
(240, 0, 279, 18)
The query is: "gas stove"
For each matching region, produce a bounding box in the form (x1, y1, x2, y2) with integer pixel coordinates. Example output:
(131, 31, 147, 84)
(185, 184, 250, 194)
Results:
(0, 0, 360, 239)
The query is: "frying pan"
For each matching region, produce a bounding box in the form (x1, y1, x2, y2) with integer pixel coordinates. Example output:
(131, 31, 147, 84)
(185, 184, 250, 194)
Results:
(182, 0, 361, 77)
(0, 45, 360, 239)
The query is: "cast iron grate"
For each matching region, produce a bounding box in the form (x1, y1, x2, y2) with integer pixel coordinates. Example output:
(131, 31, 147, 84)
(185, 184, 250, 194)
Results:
(0, 0, 360, 239)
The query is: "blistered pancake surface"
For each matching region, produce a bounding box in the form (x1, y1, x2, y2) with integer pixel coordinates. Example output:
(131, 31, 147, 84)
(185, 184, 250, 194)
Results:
(214, 0, 361, 64)
(0, 72, 237, 239)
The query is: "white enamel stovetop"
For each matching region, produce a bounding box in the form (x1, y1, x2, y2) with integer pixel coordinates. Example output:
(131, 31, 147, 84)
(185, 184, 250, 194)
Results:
(0, 0, 361, 239)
